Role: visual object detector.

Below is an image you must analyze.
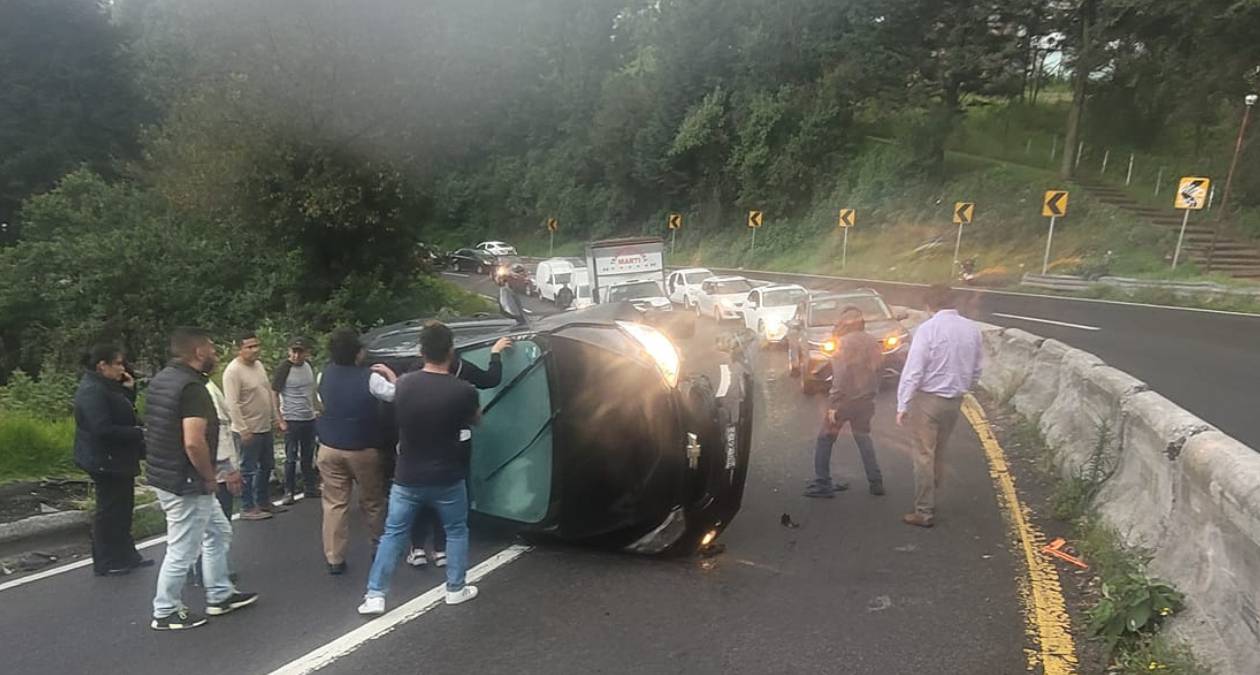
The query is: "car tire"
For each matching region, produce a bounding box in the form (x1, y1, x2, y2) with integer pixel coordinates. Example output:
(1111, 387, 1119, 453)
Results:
(695, 302, 702, 319)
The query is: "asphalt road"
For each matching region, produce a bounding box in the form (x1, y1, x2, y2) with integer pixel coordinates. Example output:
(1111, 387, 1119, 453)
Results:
(0, 271, 1029, 675)
(709, 268, 1260, 450)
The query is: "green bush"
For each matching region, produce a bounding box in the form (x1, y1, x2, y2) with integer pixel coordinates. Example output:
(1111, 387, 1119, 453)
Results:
(0, 414, 77, 482)
(0, 369, 78, 419)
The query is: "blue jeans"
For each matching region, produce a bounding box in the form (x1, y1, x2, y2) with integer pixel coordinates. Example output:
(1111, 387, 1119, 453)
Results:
(367, 482, 469, 596)
(237, 431, 275, 510)
(283, 420, 318, 495)
(153, 490, 235, 617)
(814, 400, 883, 486)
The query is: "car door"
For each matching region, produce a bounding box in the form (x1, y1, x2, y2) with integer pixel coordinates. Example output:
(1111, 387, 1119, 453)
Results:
(666, 273, 679, 303)
(744, 290, 760, 330)
(464, 340, 553, 524)
(536, 263, 552, 300)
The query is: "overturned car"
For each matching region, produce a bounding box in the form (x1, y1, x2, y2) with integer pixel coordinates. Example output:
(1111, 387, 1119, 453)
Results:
(363, 290, 753, 555)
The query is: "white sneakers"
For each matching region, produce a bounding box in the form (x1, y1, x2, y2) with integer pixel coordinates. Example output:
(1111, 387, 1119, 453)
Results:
(357, 584, 478, 616)
(405, 548, 428, 567)
(445, 585, 478, 605)
(433, 552, 447, 568)
(357, 596, 386, 616)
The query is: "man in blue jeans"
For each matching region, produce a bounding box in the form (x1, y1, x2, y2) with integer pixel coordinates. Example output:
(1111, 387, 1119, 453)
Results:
(358, 321, 481, 615)
(223, 331, 285, 520)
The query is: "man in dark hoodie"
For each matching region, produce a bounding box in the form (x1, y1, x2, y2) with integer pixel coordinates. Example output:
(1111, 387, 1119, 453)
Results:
(804, 306, 885, 498)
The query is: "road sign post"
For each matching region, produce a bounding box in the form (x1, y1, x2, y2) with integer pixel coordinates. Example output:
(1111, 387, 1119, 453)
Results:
(1041, 190, 1070, 274)
(747, 210, 762, 258)
(1172, 177, 1210, 269)
(951, 202, 975, 274)
(838, 209, 855, 270)
(667, 213, 682, 258)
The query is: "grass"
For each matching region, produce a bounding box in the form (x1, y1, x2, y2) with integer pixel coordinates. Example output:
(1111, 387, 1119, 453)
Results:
(0, 414, 77, 483)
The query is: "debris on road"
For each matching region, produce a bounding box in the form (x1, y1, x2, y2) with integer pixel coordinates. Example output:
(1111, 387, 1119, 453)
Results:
(1042, 538, 1088, 570)
(779, 513, 800, 529)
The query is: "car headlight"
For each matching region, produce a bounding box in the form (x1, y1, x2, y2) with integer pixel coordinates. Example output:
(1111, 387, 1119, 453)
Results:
(883, 333, 908, 353)
(764, 320, 786, 337)
(810, 339, 837, 355)
(617, 321, 680, 388)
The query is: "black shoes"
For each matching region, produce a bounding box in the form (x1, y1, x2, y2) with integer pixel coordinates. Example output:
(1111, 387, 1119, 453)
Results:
(151, 608, 208, 631)
(206, 591, 259, 616)
(869, 482, 886, 496)
(327, 562, 347, 575)
(95, 567, 132, 577)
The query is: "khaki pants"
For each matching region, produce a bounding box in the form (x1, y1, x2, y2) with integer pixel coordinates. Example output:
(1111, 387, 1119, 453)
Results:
(910, 393, 962, 519)
(316, 444, 386, 565)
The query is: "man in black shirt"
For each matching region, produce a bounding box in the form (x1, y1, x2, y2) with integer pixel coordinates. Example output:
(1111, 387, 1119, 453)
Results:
(358, 321, 481, 615)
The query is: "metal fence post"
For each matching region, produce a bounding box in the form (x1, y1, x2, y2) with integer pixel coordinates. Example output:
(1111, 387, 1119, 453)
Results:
(1100, 148, 1110, 176)
(1075, 141, 1085, 169)
(1154, 167, 1164, 196)
(1125, 153, 1135, 186)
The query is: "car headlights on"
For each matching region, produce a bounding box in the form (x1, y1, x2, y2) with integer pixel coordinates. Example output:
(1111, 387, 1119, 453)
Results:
(617, 321, 681, 388)
(764, 320, 787, 339)
(882, 333, 908, 353)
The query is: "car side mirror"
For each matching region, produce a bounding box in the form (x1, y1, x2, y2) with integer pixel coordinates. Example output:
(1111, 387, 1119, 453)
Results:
(498, 286, 528, 326)
(894, 309, 909, 321)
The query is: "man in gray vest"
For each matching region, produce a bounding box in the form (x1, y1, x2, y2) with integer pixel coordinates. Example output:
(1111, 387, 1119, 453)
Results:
(144, 327, 258, 631)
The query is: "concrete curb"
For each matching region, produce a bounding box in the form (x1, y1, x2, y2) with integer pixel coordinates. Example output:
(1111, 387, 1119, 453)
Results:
(0, 511, 91, 546)
(979, 325, 1260, 674)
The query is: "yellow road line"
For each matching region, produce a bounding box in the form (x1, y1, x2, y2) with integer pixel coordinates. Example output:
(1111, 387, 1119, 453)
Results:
(962, 394, 1078, 674)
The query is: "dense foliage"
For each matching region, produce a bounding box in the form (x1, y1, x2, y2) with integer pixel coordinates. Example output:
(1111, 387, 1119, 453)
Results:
(2, 0, 1259, 381)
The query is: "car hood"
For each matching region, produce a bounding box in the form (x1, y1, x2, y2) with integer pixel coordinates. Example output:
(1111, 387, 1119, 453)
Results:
(758, 307, 797, 323)
(711, 293, 748, 306)
(629, 296, 672, 310)
(804, 319, 906, 345)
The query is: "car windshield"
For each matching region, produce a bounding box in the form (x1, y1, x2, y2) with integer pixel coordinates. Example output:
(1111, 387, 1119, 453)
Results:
(763, 288, 807, 307)
(684, 271, 711, 284)
(808, 296, 891, 326)
(608, 281, 662, 301)
(713, 279, 753, 295)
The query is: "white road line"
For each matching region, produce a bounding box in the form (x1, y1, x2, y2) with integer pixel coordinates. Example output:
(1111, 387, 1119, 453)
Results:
(267, 544, 531, 675)
(0, 493, 307, 593)
(442, 272, 470, 278)
(991, 313, 1101, 331)
(716, 364, 732, 398)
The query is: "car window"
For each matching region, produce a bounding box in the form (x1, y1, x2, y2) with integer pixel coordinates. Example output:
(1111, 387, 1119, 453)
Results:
(465, 340, 552, 524)
(808, 296, 892, 326)
(607, 281, 663, 302)
(763, 288, 807, 307)
(553, 272, 571, 285)
(747, 291, 759, 307)
(714, 279, 753, 294)
(685, 271, 710, 284)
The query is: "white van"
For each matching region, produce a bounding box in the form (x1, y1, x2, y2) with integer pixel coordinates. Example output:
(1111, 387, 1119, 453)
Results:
(535, 258, 592, 309)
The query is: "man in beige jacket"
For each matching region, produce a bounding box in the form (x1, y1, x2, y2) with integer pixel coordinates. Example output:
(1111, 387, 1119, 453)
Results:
(223, 331, 284, 521)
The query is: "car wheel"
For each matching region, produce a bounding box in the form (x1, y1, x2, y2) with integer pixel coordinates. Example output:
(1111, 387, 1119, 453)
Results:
(695, 302, 702, 319)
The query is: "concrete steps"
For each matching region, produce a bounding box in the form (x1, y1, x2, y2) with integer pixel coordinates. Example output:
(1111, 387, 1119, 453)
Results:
(1078, 182, 1260, 279)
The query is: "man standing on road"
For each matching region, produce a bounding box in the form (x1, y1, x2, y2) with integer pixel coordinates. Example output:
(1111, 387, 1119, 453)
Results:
(272, 337, 320, 505)
(144, 327, 256, 631)
(316, 328, 398, 575)
(224, 331, 284, 520)
(359, 322, 481, 615)
(406, 337, 512, 570)
(896, 285, 983, 528)
(805, 307, 885, 498)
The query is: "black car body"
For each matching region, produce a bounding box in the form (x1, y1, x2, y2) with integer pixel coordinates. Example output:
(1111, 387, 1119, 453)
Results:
(362, 299, 752, 555)
(448, 248, 498, 274)
(785, 289, 911, 395)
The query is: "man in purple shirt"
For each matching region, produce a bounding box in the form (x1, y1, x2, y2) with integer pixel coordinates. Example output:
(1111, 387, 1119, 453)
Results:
(895, 285, 983, 528)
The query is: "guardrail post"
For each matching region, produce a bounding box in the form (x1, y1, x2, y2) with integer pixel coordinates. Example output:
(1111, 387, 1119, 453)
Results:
(1100, 148, 1110, 176)
(1154, 167, 1164, 196)
(1125, 153, 1135, 186)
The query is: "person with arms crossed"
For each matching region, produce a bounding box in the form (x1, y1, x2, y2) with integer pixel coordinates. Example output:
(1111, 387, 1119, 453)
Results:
(144, 327, 255, 631)
(359, 321, 481, 615)
(804, 308, 885, 498)
(223, 330, 284, 520)
(895, 285, 983, 528)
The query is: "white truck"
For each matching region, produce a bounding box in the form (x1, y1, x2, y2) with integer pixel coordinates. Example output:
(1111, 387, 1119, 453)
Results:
(585, 236, 695, 339)
(535, 257, 593, 310)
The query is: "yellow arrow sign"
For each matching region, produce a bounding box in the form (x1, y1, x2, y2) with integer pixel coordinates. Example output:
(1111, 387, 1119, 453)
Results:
(838, 209, 856, 228)
(1175, 177, 1210, 210)
(546, 217, 558, 233)
(667, 213, 682, 230)
(747, 210, 763, 229)
(1042, 190, 1069, 218)
(953, 202, 975, 225)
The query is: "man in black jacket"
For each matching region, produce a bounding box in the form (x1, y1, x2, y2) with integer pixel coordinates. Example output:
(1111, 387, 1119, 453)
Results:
(73, 344, 149, 576)
(144, 327, 257, 631)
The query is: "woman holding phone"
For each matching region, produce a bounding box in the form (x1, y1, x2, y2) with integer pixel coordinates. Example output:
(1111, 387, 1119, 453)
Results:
(73, 344, 150, 576)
